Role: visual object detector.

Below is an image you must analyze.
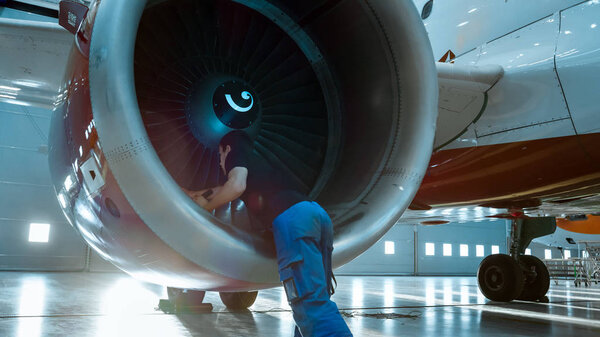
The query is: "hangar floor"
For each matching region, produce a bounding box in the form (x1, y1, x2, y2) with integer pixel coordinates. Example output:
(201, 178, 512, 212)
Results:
(0, 272, 599, 336)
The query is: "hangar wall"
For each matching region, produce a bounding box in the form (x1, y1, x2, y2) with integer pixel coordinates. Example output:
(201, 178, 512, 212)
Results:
(0, 102, 88, 271)
(335, 224, 416, 275)
(337, 220, 508, 276)
(416, 221, 507, 275)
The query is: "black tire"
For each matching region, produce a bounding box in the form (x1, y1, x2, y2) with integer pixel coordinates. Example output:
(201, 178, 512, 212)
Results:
(477, 254, 525, 302)
(219, 291, 258, 310)
(517, 255, 550, 301)
(167, 287, 206, 307)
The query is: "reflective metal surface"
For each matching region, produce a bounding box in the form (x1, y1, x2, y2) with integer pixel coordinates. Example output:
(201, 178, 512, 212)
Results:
(1, 272, 599, 336)
(473, 12, 572, 145)
(414, 0, 583, 59)
(556, 0, 600, 135)
(0, 18, 71, 109)
(84, 0, 437, 288)
(434, 62, 503, 149)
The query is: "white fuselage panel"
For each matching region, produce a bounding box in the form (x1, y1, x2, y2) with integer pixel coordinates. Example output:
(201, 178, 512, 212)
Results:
(555, 2, 600, 135)
(414, 0, 584, 59)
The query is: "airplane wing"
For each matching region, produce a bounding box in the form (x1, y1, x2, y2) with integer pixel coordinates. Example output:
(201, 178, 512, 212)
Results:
(0, 17, 71, 109)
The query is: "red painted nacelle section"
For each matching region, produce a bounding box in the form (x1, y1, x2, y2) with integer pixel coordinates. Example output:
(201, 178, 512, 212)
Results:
(49, 6, 262, 291)
(413, 134, 600, 210)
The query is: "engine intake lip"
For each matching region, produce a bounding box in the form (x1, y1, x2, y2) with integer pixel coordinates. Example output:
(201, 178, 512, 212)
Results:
(88, 0, 438, 288)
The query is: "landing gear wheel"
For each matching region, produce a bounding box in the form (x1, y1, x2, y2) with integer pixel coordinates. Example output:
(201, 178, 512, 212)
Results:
(219, 291, 258, 310)
(517, 255, 550, 301)
(167, 287, 206, 307)
(478, 254, 524, 302)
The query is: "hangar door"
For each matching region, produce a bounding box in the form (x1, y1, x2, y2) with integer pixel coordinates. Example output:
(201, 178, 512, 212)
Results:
(417, 220, 507, 275)
(336, 225, 415, 275)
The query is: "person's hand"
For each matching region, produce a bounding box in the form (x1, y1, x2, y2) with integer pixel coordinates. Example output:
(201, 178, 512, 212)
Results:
(181, 187, 209, 206)
(182, 187, 209, 198)
(194, 195, 209, 208)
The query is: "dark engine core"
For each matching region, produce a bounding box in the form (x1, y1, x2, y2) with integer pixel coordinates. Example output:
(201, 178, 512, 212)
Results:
(135, 0, 329, 194)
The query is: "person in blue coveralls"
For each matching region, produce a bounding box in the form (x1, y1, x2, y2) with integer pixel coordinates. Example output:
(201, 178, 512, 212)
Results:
(185, 130, 352, 337)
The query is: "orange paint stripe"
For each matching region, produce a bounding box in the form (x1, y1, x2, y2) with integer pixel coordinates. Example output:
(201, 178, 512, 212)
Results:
(556, 215, 600, 234)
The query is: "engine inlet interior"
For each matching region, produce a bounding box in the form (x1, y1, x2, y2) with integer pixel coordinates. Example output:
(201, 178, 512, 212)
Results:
(88, 0, 437, 288)
(135, 0, 332, 197)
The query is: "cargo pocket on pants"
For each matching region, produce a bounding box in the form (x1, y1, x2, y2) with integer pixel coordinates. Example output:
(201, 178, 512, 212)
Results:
(280, 261, 302, 303)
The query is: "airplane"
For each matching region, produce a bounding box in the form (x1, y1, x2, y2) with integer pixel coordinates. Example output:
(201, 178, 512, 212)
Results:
(533, 214, 600, 250)
(0, 0, 598, 308)
(401, 0, 600, 301)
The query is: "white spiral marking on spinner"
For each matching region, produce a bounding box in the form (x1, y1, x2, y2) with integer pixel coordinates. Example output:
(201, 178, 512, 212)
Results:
(225, 91, 254, 112)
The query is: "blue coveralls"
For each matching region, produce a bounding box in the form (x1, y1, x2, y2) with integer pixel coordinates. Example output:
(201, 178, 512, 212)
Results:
(272, 201, 353, 337)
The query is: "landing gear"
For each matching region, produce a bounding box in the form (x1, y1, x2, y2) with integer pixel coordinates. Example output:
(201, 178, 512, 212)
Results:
(477, 216, 555, 302)
(478, 254, 524, 301)
(517, 255, 550, 301)
(219, 291, 258, 310)
(158, 287, 213, 313)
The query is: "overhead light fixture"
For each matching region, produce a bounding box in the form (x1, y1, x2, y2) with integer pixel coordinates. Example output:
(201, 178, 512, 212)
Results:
(29, 223, 50, 243)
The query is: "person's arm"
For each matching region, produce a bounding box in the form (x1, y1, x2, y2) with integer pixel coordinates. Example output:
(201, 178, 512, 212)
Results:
(182, 187, 210, 207)
(202, 167, 247, 211)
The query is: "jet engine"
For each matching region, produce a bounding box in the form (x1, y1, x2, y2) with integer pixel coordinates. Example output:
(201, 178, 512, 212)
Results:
(49, 0, 437, 291)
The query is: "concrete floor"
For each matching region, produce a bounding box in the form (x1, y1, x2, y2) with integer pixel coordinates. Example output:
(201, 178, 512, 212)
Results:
(0, 273, 599, 336)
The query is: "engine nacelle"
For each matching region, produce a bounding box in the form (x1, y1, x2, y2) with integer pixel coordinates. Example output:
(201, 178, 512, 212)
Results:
(49, 0, 437, 291)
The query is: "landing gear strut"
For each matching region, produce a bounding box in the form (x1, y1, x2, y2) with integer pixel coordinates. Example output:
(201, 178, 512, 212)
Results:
(477, 217, 555, 302)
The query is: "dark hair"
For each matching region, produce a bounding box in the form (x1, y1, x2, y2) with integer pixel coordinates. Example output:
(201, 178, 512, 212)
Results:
(219, 130, 252, 150)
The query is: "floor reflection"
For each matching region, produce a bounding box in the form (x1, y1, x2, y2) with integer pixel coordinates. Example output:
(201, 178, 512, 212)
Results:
(2, 273, 600, 336)
(17, 276, 46, 337)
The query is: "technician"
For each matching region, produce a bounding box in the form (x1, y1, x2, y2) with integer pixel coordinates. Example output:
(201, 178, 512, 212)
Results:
(184, 130, 352, 337)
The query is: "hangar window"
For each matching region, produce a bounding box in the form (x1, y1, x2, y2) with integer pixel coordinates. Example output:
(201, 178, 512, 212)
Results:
(384, 241, 395, 255)
(545, 249, 552, 259)
(491, 245, 500, 254)
(421, 0, 434, 20)
(476, 245, 484, 257)
(460, 244, 469, 257)
(525, 248, 532, 255)
(29, 223, 50, 243)
(425, 242, 435, 256)
(564, 250, 571, 259)
(443, 243, 452, 256)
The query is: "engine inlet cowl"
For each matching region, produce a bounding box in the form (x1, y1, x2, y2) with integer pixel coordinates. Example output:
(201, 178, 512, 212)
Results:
(83, 0, 438, 289)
